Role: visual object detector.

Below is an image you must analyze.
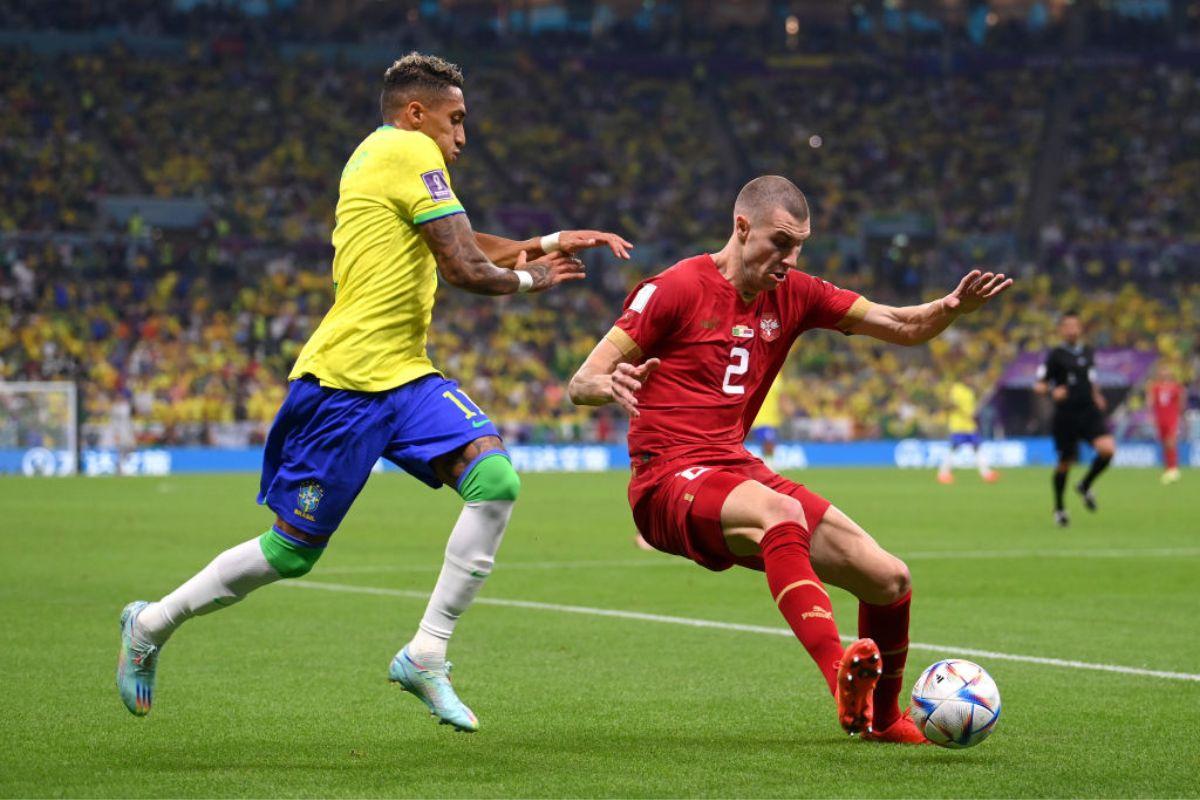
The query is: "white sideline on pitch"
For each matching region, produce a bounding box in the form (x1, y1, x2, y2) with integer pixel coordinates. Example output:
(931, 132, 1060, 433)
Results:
(284, 579, 1200, 683)
(315, 546, 1200, 575)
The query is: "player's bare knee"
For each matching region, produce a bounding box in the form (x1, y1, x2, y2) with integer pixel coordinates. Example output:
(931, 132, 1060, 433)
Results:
(887, 559, 912, 602)
(861, 557, 910, 605)
(760, 492, 807, 531)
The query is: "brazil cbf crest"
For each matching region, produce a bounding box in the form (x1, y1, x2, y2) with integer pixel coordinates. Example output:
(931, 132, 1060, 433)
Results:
(297, 481, 325, 515)
(760, 313, 781, 342)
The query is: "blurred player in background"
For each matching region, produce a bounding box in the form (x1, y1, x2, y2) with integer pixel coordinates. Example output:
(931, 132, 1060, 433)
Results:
(751, 376, 783, 468)
(1147, 363, 1184, 484)
(1034, 311, 1115, 528)
(937, 376, 998, 484)
(569, 176, 1011, 743)
(116, 53, 631, 731)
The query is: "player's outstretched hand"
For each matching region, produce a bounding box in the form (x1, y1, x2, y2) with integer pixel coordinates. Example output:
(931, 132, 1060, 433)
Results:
(559, 230, 634, 260)
(518, 250, 586, 292)
(943, 269, 1013, 315)
(612, 358, 661, 418)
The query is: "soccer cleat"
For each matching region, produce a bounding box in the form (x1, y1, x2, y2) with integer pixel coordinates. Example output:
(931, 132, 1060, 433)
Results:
(388, 647, 479, 733)
(836, 638, 882, 736)
(1162, 468, 1180, 484)
(936, 472, 954, 485)
(863, 708, 929, 745)
(1054, 509, 1070, 528)
(1075, 484, 1097, 511)
(981, 470, 1000, 483)
(115, 601, 159, 717)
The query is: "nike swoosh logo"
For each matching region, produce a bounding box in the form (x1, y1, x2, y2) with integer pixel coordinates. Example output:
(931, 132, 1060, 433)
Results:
(471, 419, 490, 428)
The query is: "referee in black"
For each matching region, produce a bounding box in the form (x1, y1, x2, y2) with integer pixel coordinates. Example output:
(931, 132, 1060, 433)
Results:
(1034, 311, 1116, 527)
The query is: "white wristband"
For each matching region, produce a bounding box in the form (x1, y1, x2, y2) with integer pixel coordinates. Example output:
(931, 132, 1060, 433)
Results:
(540, 231, 562, 253)
(515, 269, 534, 293)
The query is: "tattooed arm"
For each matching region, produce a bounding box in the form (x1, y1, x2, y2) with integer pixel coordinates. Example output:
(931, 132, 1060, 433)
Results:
(420, 213, 585, 295)
(475, 230, 635, 267)
(474, 232, 540, 268)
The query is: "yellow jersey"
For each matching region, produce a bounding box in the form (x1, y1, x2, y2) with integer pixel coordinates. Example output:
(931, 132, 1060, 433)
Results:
(754, 377, 783, 428)
(947, 381, 978, 434)
(290, 126, 466, 392)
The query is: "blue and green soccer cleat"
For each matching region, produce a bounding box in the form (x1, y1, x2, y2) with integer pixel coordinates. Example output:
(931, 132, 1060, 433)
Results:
(388, 647, 479, 732)
(115, 601, 159, 717)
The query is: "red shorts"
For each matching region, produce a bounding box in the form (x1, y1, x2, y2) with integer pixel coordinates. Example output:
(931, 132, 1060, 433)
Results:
(628, 452, 832, 572)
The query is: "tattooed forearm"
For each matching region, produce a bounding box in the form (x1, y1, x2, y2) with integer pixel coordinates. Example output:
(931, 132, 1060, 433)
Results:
(474, 232, 540, 267)
(420, 214, 520, 296)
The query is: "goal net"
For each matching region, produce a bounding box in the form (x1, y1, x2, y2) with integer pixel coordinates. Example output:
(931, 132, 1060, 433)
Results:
(0, 381, 79, 476)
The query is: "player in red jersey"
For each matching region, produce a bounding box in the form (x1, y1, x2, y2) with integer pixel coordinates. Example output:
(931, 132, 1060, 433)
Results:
(568, 176, 1011, 744)
(1147, 363, 1185, 483)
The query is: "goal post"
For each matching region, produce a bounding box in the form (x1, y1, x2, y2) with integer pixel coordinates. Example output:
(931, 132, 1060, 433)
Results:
(0, 381, 80, 476)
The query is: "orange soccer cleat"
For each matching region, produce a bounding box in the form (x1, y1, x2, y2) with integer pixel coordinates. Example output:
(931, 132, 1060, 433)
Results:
(836, 638, 882, 735)
(936, 472, 954, 485)
(863, 708, 929, 744)
(982, 470, 1000, 483)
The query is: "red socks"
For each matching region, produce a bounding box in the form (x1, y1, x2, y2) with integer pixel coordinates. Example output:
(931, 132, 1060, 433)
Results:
(858, 591, 912, 730)
(760, 521, 843, 695)
(1165, 442, 1178, 470)
(760, 520, 913, 721)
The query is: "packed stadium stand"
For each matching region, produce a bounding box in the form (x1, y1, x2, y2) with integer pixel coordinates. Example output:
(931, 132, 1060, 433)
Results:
(2, 1, 1196, 449)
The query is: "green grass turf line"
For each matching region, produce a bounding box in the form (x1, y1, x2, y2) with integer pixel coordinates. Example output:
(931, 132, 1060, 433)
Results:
(1, 468, 1197, 797)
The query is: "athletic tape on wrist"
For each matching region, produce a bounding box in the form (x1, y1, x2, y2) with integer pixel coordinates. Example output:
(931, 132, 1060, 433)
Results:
(540, 231, 561, 253)
(515, 270, 534, 293)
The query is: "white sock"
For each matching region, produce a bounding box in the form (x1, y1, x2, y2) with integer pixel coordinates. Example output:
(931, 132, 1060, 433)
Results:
(976, 445, 992, 476)
(135, 537, 281, 647)
(939, 444, 955, 476)
(407, 500, 514, 669)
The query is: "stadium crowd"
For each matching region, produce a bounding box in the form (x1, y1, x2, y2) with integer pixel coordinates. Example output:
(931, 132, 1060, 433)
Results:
(2, 29, 1197, 446)
(3, 234, 1194, 447)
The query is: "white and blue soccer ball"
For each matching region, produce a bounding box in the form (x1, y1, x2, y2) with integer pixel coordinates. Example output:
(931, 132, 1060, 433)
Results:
(910, 659, 1001, 749)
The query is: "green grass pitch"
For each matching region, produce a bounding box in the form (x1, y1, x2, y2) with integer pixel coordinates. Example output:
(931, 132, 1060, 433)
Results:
(2, 467, 1198, 798)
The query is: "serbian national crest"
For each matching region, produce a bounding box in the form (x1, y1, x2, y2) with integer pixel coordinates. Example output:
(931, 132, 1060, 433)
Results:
(297, 481, 325, 514)
(759, 313, 781, 342)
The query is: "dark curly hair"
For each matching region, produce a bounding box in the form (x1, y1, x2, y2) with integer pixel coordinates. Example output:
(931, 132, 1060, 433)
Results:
(380, 52, 465, 121)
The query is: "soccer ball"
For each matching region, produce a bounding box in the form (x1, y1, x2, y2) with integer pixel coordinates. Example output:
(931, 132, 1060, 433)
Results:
(910, 659, 1001, 748)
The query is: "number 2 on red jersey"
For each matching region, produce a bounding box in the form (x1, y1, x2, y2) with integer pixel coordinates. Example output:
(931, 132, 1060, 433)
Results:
(722, 347, 750, 395)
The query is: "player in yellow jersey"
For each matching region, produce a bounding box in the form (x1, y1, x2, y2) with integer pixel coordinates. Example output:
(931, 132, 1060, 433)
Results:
(751, 376, 784, 468)
(117, 53, 632, 731)
(937, 378, 998, 484)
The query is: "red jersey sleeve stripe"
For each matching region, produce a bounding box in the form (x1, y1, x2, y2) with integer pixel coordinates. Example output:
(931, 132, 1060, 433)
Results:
(836, 296, 873, 332)
(604, 326, 643, 360)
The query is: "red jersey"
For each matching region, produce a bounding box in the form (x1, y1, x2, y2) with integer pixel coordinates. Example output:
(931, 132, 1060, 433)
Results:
(605, 254, 868, 470)
(1148, 380, 1184, 422)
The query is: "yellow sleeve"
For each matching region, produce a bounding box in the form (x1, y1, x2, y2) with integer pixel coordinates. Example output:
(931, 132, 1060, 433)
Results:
(383, 132, 466, 225)
(950, 384, 976, 415)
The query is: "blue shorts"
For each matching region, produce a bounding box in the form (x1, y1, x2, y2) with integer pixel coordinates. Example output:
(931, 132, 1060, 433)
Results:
(257, 374, 502, 538)
(950, 432, 980, 448)
(751, 426, 778, 445)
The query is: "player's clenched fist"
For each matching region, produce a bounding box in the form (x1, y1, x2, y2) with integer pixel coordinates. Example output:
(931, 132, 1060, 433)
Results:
(516, 250, 586, 292)
(611, 358, 661, 418)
